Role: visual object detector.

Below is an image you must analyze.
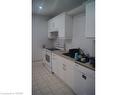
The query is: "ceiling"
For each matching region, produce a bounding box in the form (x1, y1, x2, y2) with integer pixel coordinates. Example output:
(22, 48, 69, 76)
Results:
(32, 0, 85, 17)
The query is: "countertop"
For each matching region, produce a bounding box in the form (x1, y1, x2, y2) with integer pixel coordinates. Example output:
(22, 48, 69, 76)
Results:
(52, 50, 95, 71)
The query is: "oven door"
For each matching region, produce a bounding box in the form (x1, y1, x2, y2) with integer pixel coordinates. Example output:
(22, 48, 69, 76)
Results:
(46, 54, 50, 63)
(45, 50, 52, 72)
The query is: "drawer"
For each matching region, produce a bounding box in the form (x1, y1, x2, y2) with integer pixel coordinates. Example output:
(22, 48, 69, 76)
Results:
(74, 63, 95, 79)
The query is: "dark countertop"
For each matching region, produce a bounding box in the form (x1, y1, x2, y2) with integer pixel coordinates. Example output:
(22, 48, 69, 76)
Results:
(52, 50, 95, 71)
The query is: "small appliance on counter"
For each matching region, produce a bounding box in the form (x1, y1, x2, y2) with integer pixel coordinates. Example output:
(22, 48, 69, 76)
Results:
(74, 52, 79, 61)
(63, 48, 89, 63)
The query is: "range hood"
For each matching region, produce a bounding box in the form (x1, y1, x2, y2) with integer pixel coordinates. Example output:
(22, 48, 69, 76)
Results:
(48, 31, 58, 39)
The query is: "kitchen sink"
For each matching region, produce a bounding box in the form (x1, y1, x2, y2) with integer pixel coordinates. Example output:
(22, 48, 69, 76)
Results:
(62, 53, 90, 63)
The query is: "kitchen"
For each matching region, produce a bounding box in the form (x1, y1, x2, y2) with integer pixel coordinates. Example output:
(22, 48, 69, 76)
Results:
(32, 0, 95, 95)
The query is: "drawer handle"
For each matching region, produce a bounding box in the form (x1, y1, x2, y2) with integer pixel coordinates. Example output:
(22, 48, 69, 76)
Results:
(82, 74, 87, 80)
(63, 64, 66, 71)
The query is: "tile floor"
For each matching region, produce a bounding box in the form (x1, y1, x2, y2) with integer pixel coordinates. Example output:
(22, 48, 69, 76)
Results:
(32, 61, 76, 95)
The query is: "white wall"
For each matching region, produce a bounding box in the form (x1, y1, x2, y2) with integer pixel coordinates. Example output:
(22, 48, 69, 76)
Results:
(32, 14, 53, 61)
(66, 13, 95, 57)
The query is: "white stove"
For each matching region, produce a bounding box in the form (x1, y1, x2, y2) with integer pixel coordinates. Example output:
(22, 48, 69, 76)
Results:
(43, 48, 59, 72)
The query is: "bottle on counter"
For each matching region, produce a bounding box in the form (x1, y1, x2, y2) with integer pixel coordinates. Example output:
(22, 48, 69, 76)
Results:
(74, 53, 79, 61)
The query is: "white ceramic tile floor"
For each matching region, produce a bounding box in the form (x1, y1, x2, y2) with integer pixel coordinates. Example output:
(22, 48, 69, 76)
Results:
(32, 61, 76, 95)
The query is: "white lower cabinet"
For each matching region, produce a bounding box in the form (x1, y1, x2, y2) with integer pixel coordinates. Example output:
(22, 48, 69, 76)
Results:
(52, 53, 64, 80)
(52, 53, 95, 95)
(52, 54, 58, 74)
(52, 53, 74, 88)
(73, 64, 95, 95)
(62, 59, 74, 89)
(57, 59, 64, 80)
(52, 60, 57, 74)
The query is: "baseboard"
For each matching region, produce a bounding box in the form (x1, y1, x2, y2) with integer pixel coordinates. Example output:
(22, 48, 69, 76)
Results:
(32, 59, 43, 62)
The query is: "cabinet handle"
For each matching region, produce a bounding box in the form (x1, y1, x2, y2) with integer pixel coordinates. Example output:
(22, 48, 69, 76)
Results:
(63, 64, 66, 71)
(82, 74, 87, 80)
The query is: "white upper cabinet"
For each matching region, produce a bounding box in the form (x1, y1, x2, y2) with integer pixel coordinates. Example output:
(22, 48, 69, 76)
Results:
(48, 12, 73, 39)
(48, 18, 58, 39)
(85, 0, 95, 38)
(48, 18, 57, 32)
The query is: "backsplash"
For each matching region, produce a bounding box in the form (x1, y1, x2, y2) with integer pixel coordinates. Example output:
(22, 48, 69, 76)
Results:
(54, 38, 65, 50)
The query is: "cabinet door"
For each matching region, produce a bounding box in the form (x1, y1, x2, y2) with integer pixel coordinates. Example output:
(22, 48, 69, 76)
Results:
(52, 54, 74, 89)
(52, 54, 63, 75)
(48, 12, 72, 39)
(48, 21, 51, 32)
(73, 67, 95, 95)
(63, 59, 74, 89)
(52, 54, 64, 80)
(57, 56, 65, 80)
(48, 20, 53, 32)
(85, 1, 95, 38)
(48, 19, 56, 32)
(52, 55, 58, 74)
(57, 14, 65, 38)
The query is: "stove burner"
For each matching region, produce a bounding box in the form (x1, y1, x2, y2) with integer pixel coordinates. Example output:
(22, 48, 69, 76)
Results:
(46, 48, 60, 51)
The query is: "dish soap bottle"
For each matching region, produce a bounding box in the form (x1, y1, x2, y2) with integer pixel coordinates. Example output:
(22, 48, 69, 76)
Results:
(74, 53, 79, 61)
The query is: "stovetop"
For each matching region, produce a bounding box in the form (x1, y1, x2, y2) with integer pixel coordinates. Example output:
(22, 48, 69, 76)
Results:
(46, 48, 60, 51)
